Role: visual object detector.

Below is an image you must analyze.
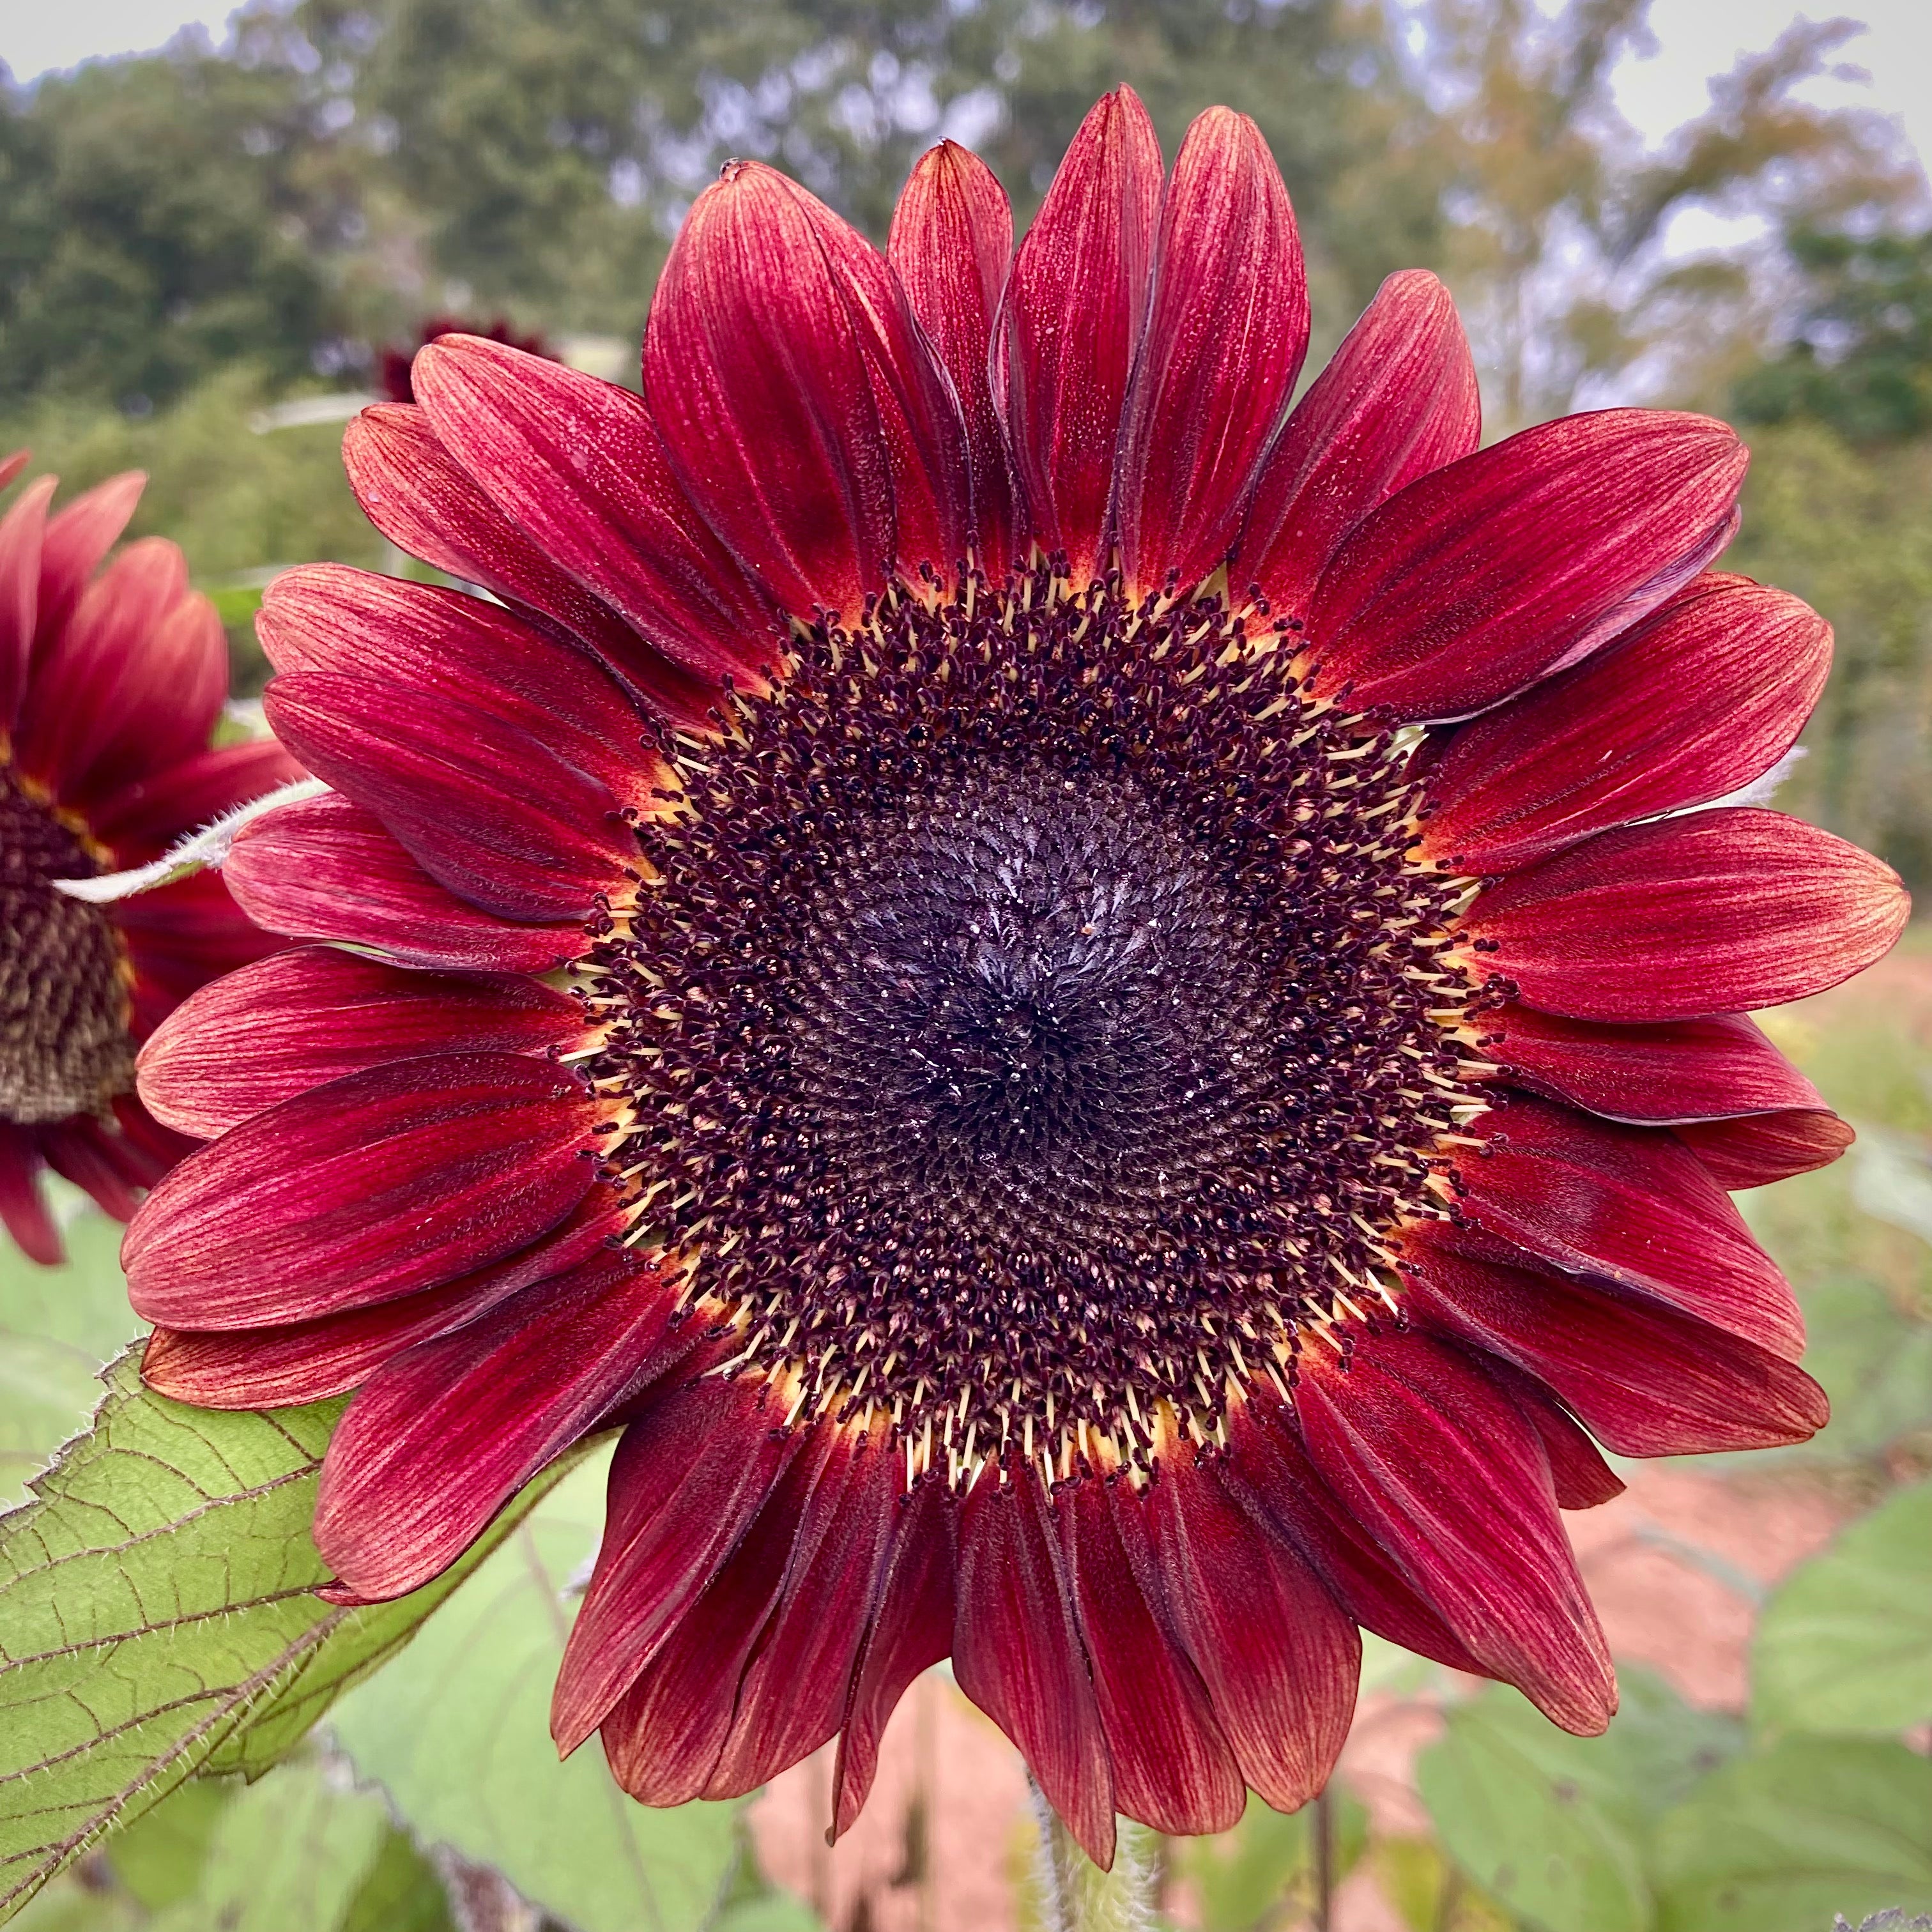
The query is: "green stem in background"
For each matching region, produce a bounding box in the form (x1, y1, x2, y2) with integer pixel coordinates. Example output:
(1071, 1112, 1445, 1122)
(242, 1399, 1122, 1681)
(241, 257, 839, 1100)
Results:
(1027, 1778, 1158, 1932)
(1312, 1782, 1335, 1932)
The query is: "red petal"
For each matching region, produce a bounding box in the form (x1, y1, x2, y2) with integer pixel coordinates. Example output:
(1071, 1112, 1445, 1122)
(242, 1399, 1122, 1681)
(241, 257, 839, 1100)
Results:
(601, 1424, 901, 1805)
(123, 1052, 601, 1329)
(807, 201, 974, 590)
(1223, 1389, 1489, 1677)
(341, 406, 717, 727)
(1308, 410, 1747, 722)
(112, 869, 282, 1025)
(953, 1466, 1116, 1867)
(1487, 1363, 1625, 1508)
(138, 946, 583, 1139)
(601, 1436, 816, 1804)
(706, 1429, 901, 1798)
(316, 1251, 682, 1601)
(1240, 271, 1479, 618)
(832, 1473, 956, 1839)
(257, 566, 654, 802)
(552, 1376, 799, 1754)
(994, 87, 1163, 584)
(32, 471, 144, 667)
(1675, 1108, 1853, 1188)
(409, 339, 780, 684)
(15, 545, 223, 798)
(1114, 107, 1307, 599)
(1291, 1329, 1616, 1734)
(1471, 809, 1910, 1020)
(39, 1119, 141, 1221)
(1399, 1222, 1829, 1455)
(225, 792, 585, 972)
(644, 162, 896, 623)
(1483, 1006, 1822, 1124)
(1449, 1095, 1804, 1358)
(1061, 1474, 1245, 1836)
(0, 1129, 60, 1266)
(889, 141, 1022, 572)
(141, 1193, 624, 1408)
(91, 740, 305, 864)
(0, 450, 26, 492)
(265, 669, 632, 922)
(1145, 1446, 1358, 1813)
(0, 474, 54, 732)
(1422, 576, 1832, 871)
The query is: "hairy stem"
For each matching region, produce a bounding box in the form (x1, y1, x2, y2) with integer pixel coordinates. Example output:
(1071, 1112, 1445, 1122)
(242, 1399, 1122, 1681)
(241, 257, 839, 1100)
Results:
(1026, 1779, 1157, 1932)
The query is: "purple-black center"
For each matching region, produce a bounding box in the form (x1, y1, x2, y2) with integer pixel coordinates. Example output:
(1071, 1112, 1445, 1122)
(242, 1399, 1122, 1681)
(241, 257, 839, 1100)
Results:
(578, 565, 1487, 1482)
(0, 768, 133, 1126)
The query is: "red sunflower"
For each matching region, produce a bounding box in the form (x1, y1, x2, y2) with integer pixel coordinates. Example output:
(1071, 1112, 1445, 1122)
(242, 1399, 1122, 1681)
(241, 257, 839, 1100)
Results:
(378, 315, 558, 406)
(0, 452, 298, 1265)
(126, 92, 1905, 1862)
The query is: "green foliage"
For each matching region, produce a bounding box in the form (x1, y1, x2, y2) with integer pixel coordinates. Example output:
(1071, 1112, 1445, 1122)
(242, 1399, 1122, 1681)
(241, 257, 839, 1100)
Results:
(145, 1754, 390, 1932)
(0, 1356, 579, 1919)
(1752, 1480, 1932, 1738)
(1738, 997, 1932, 1468)
(329, 1452, 746, 1932)
(1374, 1836, 1515, 1932)
(103, 1778, 232, 1911)
(337, 1828, 458, 1932)
(1417, 1673, 1744, 1932)
(1735, 227, 1932, 444)
(1650, 1739, 1932, 1932)
(0, 1213, 142, 1509)
(1724, 427, 1932, 894)
(1170, 1790, 1367, 1932)
(0, 32, 348, 412)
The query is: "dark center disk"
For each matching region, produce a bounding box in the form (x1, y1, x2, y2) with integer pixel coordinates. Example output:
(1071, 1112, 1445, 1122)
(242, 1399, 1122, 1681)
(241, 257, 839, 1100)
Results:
(0, 770, 135, 1126)
(581, 567, 1481, 1476)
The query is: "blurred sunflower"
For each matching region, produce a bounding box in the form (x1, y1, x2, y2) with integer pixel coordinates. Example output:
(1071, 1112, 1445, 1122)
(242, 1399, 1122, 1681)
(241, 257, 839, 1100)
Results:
(0, 452, 298, 1265)
(125, 92, 1904, 1862)
(378, 315, 556, 406)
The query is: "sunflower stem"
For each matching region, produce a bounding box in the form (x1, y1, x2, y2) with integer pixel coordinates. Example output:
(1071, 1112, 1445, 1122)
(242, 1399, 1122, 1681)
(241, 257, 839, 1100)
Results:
(1312, 1782, 1335, 1932)
(1025, 1777, 1157, 1932)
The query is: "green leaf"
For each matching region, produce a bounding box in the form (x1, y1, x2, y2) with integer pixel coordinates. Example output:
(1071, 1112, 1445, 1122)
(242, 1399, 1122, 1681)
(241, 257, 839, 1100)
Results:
(710, 1898, 823, 1932)
(1174, 1790, 1367, 1932)
(103, 1777, 232, 1910)
(1575, 1667, 1746, 1816)
(146, 1755, 388, 1932)
(330, 1452, 744, 1932)
(0, 1355, 578, 1921)
(1783, 1273, 1932, 1462)
(338, 1828, 457, 1932)
(1753, 1479, 1932, 1736)
(1651, 1736, 1932, 1932)
(1416, 1689, 1652, 1932)
(0, 1215, 144, 1509)
(1372, 1837, 1515, 1932)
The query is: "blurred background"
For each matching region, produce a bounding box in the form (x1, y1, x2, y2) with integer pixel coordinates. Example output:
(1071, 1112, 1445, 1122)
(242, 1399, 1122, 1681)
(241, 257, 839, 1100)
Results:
(4, 4, 1932, 1931)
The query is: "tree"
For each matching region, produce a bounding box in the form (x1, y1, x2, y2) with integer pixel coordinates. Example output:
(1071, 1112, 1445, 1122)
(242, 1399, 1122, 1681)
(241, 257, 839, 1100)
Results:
(291, 0, 1448, 352)
(0, 27, 356, 411)
(1418, 4, 1919, 427)
(1735, 225, 1932, 445)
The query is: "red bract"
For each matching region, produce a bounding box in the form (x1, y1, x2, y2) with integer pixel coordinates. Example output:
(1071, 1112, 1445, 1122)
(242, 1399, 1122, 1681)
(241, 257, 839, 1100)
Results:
(0, 455, 297, 1264)
(126, 94, 1905, 1863)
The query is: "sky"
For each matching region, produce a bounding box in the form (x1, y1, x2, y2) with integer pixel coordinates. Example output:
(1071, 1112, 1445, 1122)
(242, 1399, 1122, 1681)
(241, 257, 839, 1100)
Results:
(6, 0, 1931, 180)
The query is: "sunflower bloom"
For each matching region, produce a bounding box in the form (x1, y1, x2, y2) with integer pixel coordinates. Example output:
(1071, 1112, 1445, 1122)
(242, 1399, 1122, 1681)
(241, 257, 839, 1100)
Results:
(126, 92, 1905, 1862)
(0, 453, 296, 1264)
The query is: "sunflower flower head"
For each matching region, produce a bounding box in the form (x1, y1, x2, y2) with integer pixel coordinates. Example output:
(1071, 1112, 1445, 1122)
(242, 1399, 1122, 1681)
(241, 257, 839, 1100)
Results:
(127, 91, 1906, 1866)
(0, 451, 297, 1264)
